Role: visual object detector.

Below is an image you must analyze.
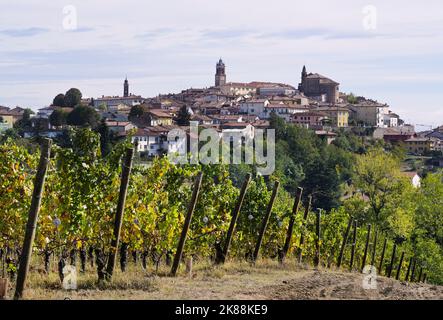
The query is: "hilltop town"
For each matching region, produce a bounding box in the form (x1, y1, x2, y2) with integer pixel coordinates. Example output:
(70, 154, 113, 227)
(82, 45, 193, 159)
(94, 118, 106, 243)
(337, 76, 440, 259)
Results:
(1, 60, 442, 160)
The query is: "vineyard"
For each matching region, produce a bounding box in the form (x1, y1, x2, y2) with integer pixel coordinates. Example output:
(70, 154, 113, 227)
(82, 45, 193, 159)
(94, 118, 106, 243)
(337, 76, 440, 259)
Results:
(0, 128, 442, 299)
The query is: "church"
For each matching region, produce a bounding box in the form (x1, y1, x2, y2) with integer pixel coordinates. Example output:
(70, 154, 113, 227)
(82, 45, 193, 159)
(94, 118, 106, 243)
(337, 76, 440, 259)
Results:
(298, 66, 340, 104)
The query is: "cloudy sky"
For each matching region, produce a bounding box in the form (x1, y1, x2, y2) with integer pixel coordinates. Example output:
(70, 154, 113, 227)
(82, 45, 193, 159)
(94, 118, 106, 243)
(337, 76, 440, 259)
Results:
(1, 0, 442, 127)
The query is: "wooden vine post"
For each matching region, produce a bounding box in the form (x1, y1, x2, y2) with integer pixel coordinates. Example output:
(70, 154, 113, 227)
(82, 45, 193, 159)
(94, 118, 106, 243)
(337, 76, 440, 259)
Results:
(370, 228, 378, 266)
(387, 244, 397, 278)
(170, 172, 203, 276)
(361, 224, 371, 272)
(396, 252, 405, 280)
(105, 147, 134, 281)
(349, 220, 358, 271)
(314, 209, 321, 268)
(405, 257, 413, 282)
(418, 267, 423, 283)
(378, 238, 388, 276)
(14, 139, 52, 300)
(297, 196, 312, 263)
(281, 187, 303, 263)
(220, 173, 251, 264)
(410, 259, 417, 282)
(252, 181, 280, 263)
(337, 216, 353, 268)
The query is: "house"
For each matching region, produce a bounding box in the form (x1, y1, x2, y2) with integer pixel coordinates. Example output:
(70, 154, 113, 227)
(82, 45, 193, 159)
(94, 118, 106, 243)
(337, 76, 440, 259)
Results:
(315, 106, 349, 127)
(132, 125, 182, 157)
(0, 106, 26, 124)
(348, 102, 390, 127)
(191, 114, 213, 125)
(239, 99, 269, 116)
(315, 130, 338, 145)
(0, 108, 13, 131)
(258, 86, 297, 97)
(209, 115, 243, 125)
(383, 112, 399, 127)
(290, 111, 329, 128)
(93, 95, 144, 109)
(147, 109, 174, 126)
(404, 137, 438, 155)
(108, 103, 132, 113)
(104, 121, 136, 134)
(261, 103, 306, 121)
(402, 172, 421, 188)
(269, 95, 310, 106)
(220, 122, 255, 141)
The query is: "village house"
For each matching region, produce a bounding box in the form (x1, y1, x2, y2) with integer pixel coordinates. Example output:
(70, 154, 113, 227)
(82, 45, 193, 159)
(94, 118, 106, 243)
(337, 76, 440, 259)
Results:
(261, 103, 306, 121)
(348, 102, 390, 127)
(146, 109, 174, 126)
(132, 125, 183, 157)
(315, 130, 338, 145)
(402, 172, 421, 188)
(404, 137, 438, 155)
(191, 114, 214, 125)
(315, 106, 349, 128)
(0, 106, 26, 124)
(209, 114, 244, 125)
(104, 121, 136, 134)
(290, 111, 329, 128)
(239, 99, 269, 116)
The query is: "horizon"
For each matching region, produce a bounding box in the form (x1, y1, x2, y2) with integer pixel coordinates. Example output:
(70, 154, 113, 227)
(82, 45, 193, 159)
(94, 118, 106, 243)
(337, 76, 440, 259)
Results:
(1, 0, 442, 128)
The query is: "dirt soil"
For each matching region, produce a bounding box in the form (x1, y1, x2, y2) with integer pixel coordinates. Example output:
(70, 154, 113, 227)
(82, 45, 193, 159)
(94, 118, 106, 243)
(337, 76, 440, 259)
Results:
(17, 262, 443, 300)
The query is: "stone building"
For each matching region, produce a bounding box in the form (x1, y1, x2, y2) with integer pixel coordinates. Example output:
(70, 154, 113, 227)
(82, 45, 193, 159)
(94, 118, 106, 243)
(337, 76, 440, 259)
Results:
(215, 59, 226, 87)
(298, 66, 339, 104)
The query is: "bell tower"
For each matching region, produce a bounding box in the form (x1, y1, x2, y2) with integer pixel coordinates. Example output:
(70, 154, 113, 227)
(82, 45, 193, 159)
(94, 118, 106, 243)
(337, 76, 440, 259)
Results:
(215, 58, 226, 87)
(124, 76, 129, 97)
(299, 65, 307, 92)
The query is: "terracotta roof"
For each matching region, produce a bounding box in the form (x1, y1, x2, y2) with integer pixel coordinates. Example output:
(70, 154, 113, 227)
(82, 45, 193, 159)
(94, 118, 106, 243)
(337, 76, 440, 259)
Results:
(221, 122, 251, 129)
(105, 121, 132, 127)
(306, 73, 339, 85)
(148, 109, 174, 118)
(402, 171, 419, 178)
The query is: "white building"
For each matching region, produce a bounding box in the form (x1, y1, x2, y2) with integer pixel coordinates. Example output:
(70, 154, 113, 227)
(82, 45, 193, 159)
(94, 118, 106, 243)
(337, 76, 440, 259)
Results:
(93, 95, 144, 109)
(260, 103, 308, 121)
(239, 99, 269, 116)
(349, 103, 390, 127)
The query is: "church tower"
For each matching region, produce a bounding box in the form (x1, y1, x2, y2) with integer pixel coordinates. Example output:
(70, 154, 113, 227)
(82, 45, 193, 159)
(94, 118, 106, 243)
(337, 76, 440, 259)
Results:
(215, 59, 226, 87)
(299, 65, 307, 92)
(124, 77, 129, 97)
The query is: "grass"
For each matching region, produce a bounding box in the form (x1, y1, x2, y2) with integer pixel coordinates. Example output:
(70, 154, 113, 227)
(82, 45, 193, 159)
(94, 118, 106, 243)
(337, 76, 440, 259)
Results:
(4, 258, 308, 300)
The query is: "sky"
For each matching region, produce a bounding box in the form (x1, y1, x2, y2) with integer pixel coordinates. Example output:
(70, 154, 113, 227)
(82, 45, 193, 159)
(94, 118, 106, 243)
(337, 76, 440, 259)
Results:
(0, 0, 442, 128)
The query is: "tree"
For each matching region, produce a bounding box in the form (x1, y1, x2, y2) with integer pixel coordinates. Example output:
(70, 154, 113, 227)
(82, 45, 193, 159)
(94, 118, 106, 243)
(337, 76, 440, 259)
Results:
(49, 109, 69, 127)
(63, 88, 82, 108)
(175, 105, 191, 126)
(53, 94, 65, 107)
(67, 105, 100, 128)
(96, 119, 114, 156)
(353, 147, 404, 221)
(14, 108, 34, 132)
(415, 172, 443, 246)
(347, 93, 358, 104)
(129, 105, 146, 120)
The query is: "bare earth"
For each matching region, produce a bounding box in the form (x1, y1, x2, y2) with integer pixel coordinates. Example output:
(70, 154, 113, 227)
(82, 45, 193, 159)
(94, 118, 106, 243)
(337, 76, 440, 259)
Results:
(13, 261, 443, 300)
